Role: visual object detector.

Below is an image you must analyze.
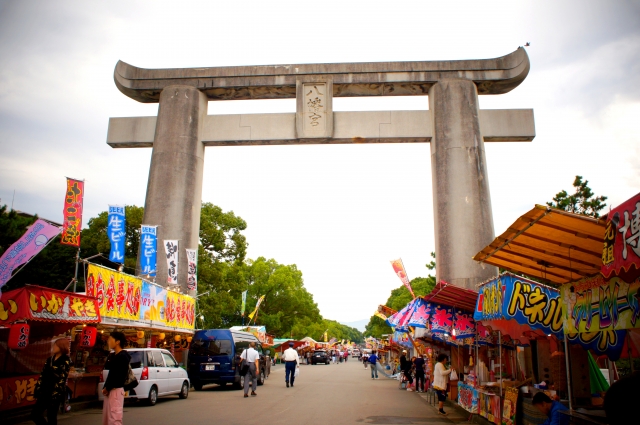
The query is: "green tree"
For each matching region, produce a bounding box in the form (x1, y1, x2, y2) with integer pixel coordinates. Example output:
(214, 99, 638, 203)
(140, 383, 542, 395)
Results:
(547, 176, 608, 218)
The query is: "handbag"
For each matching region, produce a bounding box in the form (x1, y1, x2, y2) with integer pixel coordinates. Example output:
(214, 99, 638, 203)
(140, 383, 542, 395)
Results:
(123, 364, 138, 391)
(239, 350, 250, 376)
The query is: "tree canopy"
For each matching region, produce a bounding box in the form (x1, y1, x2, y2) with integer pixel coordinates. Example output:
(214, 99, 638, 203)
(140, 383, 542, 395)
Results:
(547, 175, 607, 218)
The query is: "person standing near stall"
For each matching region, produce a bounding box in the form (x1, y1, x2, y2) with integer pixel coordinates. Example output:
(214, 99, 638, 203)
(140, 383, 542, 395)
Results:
(413, 354, 426, 393)
(31, 338, 71, 425)
(433, 354, 453, 416)
(102, 331, 131, 425)
(532, 392, 569, 425)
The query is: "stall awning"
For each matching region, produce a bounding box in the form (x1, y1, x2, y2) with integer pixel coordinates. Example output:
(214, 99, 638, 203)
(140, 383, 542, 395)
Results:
(422, 281, 478, 312)
(473, 205, 606, 285)
(0, 285, 100, 325)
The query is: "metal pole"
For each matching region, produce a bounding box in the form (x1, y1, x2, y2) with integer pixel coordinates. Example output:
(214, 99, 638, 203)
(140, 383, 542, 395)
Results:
(72, 248, 80, 292)
(563, 336, 573, 412)
(498, 331, 502, 398)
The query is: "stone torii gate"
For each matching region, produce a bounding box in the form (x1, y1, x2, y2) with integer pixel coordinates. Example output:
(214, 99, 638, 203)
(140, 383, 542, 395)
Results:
(107, 48, 535, 296)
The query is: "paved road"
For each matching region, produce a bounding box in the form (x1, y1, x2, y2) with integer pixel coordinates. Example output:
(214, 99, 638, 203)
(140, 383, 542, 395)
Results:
(21, 359, 467, 425)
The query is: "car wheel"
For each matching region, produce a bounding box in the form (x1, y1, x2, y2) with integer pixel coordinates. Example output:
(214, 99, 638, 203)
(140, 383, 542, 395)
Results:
(192, 381, 203, 391)
(147, 386, 158, 406)
(179, 381, 189, 399)
(239, 374, 245, 390)
(258, 369, 265, 386)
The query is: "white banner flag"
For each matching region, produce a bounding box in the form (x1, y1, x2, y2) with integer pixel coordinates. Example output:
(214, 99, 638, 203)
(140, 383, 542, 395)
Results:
(164, 240, 179, 284)
(186, 248, 197, 291)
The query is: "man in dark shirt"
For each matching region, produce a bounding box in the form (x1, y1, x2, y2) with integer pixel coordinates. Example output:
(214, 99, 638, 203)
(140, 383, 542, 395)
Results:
(413, 355, 426, 392)
(400, 350, 413, 386)
(102, 331, 130, 425)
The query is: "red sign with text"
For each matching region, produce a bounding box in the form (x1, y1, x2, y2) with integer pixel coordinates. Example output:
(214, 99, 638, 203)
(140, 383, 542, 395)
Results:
(602, 192, 640, 280)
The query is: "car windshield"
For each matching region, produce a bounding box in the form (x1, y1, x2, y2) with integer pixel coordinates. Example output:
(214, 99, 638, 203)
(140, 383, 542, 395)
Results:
(128, 351, 144, 369)
(190, 339, 232, 356)
(314, 351, 325, 355)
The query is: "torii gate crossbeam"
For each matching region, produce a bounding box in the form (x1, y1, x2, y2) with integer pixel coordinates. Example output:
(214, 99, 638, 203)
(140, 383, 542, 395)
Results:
(108, 48, 535, 295)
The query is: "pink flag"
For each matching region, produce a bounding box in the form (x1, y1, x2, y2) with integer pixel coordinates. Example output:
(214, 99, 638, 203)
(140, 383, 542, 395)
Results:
(0, 219, 61, 289)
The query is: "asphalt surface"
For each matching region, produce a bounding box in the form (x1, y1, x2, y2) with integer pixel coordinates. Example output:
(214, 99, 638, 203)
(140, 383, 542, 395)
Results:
(20, 359, 468, 425)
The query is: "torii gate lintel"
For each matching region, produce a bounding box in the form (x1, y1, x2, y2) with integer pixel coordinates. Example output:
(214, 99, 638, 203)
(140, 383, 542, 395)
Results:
(108, 48, 535, 295)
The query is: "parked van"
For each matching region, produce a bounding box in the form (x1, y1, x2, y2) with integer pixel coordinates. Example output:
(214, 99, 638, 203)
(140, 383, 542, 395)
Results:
(98, 348, 189, 406)
(187, 329, 267, 391)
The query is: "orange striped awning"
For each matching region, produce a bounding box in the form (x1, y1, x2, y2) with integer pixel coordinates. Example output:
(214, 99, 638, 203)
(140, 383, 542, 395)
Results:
(473, 205, 606, 285)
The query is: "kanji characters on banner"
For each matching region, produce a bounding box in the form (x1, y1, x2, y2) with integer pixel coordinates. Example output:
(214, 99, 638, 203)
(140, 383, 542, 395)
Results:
(430, 305, 454, 334)
(61, 178, 84, 247)
(86, 264, 141, 321)
(164, 240, 179, 284)
(140, 225, 157, 277)
(186, 248, 197, 291)
(453, 309, 476, 339)
(0, 219, 61, 290)
(390, 258, 415, 298)
(602, 192, 640, 279)
(107, 205, 126, 263)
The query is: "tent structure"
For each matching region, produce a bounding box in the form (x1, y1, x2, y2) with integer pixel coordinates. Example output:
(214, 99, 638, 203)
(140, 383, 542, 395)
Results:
(473, 205, 605, 285)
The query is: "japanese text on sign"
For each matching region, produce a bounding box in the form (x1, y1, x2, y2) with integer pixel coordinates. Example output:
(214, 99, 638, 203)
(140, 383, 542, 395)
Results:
(107, 205, 126, 263)
(61, 178, 84, 247)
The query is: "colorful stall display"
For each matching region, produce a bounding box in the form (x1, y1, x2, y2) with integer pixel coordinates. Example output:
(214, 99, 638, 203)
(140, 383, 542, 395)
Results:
(140, 225, 157, 276)
(474, 273, 563, 337)
(561, 274, 640, 334)
(458, 382, 479, 414)
(86, 264, 141, 321)
(479, 391, 502, 424)
(0, 374, 40, 411)
(601, 192, 640, 279)
(386, 297, 432, 330)
(87, 263, 195, 330)
(0, 285, 100, 325)
(502, 387, 519, 425)
(107, 205, 126, 264)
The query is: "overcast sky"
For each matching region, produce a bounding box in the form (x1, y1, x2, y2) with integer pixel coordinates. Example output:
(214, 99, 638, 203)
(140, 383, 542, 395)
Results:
(1, 1, 639, 326)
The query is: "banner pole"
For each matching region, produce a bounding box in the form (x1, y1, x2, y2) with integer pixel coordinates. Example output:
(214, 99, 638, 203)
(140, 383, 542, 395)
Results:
(73, 247, 80, 292)
(563, 336, 573, 412)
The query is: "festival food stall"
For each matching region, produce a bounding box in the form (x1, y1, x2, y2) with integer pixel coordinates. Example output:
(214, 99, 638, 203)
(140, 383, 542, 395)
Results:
(63, 263, 196, 400)
(471, 203, 640, 425)
(0, 285, 100, 412)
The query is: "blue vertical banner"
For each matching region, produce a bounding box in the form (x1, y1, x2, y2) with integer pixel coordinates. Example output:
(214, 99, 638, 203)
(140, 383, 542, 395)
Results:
(140, 225, 157, 277)
(107, 205, 126, 263)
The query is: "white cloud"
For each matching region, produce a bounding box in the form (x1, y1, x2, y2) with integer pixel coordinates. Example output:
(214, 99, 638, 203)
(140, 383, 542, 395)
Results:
(0, 0, 638, 323)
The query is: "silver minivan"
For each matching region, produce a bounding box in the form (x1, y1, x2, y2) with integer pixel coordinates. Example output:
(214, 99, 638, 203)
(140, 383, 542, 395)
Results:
(98, 348, 190, 406)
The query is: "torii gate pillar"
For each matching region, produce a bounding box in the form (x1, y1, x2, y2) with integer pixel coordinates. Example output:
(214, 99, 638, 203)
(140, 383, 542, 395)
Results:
(110, 48, 535, 293)
(429, 79, 496, 288)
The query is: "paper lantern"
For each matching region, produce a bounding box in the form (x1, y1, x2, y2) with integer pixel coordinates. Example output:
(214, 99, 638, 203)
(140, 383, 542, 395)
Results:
(79, 326, 97, 348)
(158, 333, 165, 340)
(137, 331, 145, 339)
(8, 323, 30, 350)
(187, 336, 192, 343)
(174, 335, 181, 342)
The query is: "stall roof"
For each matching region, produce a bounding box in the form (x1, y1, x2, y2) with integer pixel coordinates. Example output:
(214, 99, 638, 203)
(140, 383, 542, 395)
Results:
(422, 281, 478, 312)
(473, 205, 606, 285)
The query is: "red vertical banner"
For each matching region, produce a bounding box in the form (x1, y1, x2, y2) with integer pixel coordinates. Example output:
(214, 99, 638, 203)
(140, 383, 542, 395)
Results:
(61, 178, 84, 247)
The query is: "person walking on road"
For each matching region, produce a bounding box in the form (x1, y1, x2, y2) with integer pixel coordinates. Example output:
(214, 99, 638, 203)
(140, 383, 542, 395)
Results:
(413, 354, 426, 392)
(400, 350, 413, 387)
(240, 342, 260, 398)
(282, 342, 300, 387)
(368, 350, 379, 379)
(31, 338, 71, 425)
(433, 354, 454, 416)
(102, 332, 130, 425)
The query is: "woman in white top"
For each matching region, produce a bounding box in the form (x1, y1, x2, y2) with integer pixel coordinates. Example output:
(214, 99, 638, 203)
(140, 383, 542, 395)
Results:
(432, 354, 453, 416)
